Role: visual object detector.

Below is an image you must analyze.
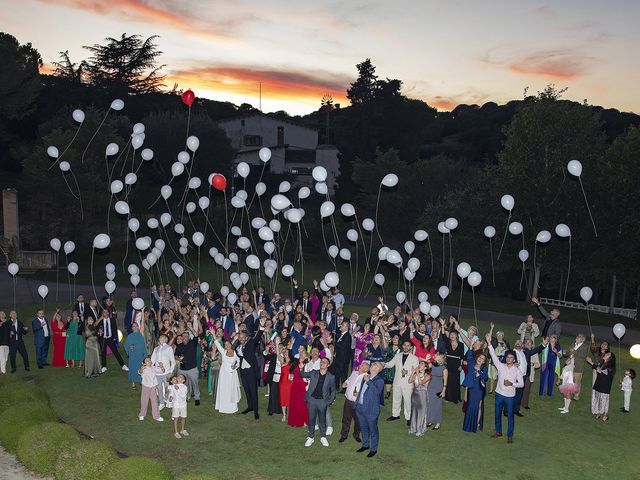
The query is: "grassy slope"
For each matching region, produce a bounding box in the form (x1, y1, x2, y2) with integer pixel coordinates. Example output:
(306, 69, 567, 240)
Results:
(4, 306, 640, 480)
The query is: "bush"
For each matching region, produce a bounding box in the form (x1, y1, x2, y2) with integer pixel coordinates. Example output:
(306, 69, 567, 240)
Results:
(103, 456, 171, 480)
(0, 381, 48, 414)
(0, 401, 57, 452)
(55, 440, 118, 480)
(178, 475, 219, 480)
(16, 422, 80, 476)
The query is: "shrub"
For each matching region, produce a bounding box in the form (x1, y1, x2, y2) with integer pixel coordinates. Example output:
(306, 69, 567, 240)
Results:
(0, 381, 48, 414)
(103, 456, 172, 480)
(16, 422, 80, 476)
(178, 475, 219, 480)
(0, 401, 57, 452)
(55, 440, 118, 480)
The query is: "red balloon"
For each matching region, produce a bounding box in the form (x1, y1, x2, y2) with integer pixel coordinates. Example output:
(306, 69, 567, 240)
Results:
(211, 173, 227, 191)
(181, 89, 195, 107)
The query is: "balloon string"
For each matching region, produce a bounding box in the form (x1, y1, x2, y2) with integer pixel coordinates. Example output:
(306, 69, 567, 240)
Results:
(496, 211, 511, 260)
(489, 238, 495, 287)
(223, 190, 230, 252)
(447, 233, 453, 284)
(533, 241, 538, 286)
(60, 171, 79, 200)
(90, 248, 98, 306)
(472, 287, 478, 329)
(122, 226, 129, 277)
(579, 178, 598, 237)
(66, 254, 72, 305)
(106, 195, 113, 235)
(248, 163, 267, 210)
(586, 304, 593, 337)
(55, 252, 59, 302)
(427, 237, 434, 277)
(48, 124, 83, 171)
(441, 234, 445, 279)
(320, 220, 335, 268)
(519, 261, 525, 291)
(109, 138, 132, 184)
(148, 177, 175, 210)
(563, 237, 572, 300)
(299, 225, 305, 285)
(364, 258, 381, 297)
(373, 186, 384, 245)
(69, 168, 84, 220)
(81, 109, 110, 164)
(457, 277, 464, 321)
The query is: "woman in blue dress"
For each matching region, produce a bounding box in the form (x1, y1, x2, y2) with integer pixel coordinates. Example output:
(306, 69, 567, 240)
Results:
(124, 323, 148, 389)
(462, 349, 488, 433)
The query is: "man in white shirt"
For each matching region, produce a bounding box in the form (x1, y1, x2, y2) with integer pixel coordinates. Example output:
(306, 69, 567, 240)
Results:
(339, 361, 368, 443)
(486, 330, 524, 444)
(31, 309, 50, 368)
(332, 288, 345, 311)
(513, 340, 528, 417)
(384, 341, 419, 424)
(152, 334, 176, 409)
(97, 309, 128, 372)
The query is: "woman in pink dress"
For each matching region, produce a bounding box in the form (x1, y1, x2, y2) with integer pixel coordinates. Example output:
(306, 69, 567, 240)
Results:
(287, 350, 309, 427)
(352, 323, 373, 371)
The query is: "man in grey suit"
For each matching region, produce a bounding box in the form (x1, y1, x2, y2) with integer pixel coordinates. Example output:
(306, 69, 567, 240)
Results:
(565, 333, 589, 400)
(300, 357, 336, 447)
(531, 297, 562, 338)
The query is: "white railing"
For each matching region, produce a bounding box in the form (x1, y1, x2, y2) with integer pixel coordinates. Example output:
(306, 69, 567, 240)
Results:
(539, 297, 637, 320)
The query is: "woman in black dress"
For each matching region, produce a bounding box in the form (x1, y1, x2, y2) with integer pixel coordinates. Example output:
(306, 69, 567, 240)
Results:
(443, 330, 464, 403)
(587, 351, 615, 421)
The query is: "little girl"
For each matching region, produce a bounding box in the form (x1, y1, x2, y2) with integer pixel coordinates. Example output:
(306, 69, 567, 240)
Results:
(169, 374, 188, 438)
(558, 356, 578, 414)
(620, 368, 635, 413)
(139, 356, 165, 422)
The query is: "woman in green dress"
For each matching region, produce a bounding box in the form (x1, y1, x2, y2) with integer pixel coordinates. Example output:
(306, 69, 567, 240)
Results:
(84, 317, 102, 378)
(141, 308, 157, 355)
(206, 328, 223, 396)
(64, 310, 85, 368)
(124, 322, 147, 389)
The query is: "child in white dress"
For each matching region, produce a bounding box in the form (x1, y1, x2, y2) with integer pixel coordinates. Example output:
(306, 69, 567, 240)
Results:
(558, 357, 578, 414)
(620, 368, 635, 413)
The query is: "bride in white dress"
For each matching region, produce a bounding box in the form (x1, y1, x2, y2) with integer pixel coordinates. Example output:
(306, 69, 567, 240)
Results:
(214, 339, 242, 414)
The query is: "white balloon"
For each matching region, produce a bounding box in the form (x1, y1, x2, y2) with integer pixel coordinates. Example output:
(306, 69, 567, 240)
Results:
(315, 182, 328, 195)
(501, 194, 515, 211)
(231, 196, 245, 209)
(158, 185, 172, 200)
(286, 208, 302, 223)
(172, 224, 184, 236)
(555, 224, 571, 238)
(279, 181, 291, 193)
(192, 232, 204, 247)
(386, 249, 402, 265)
(252, 217, 267, 229)
(130, 274, 140, 287)
(404, 268, 415, 281)
(38, 284, 49, 299)
(518, 249, 529, 262)
(222, 258, 231, 271)
(438, 285, 449, 300)
(269, 219, 281, 233)
(508, 222, 523, 235)
(128, 264, 139, 276)
(197, 196, 210, 210)
(110, 180, 124, 194)
(126, 218, 139, 233)
(613, 323, 626, 340)
(105, 143, 119, 156)
(320, 201, 335, 218)
(264, 266, 275, 278)
(131, 134, 144, 150)
(186, 135, 200, 152)
(47, 146, 59, 158)
(395, 291, 406, 304)
(340, 203, 355, 217)
(49, 238, 61, 252)
(135, 237, 151, 250)
(312, 166, 328, 182)
(271, 194, 290, 211)
(567, 159, 582, 177)
(381, 173, 398, 188)
(72, 109, 85, 123)
(93, 233, 110, 249)
(131, 298, 144, 310)
(258, 147, 271, 163)
(67, 262, 78, 275)
(237, 162, 250, 178)
(155, 239, 165, 251)
(7, 263, 19, 276)
(346, 229, 358, 242)
(630, 344, 640, 359)
(186, 202, 196, 214)
(536, 230, 551, 243)
(404, 241, 415, 255)
(437, 222, 450, 234)
(429, 305, 441, 318)
(178, 246, 188, 255)
(407, 257, 420, 273)
(445, 217, 458, 230)
(419, 301, 431, 315)
(230, 226, 242, 236)
(214, 253, 224, 265)
(328, 245, 339, 258)
(177, 151, 190, 164)
(467, 271, 482, 288)
(114, 200, 130, 215)
(298, 186, 310, 199)
(255, 182, 267, 196)
(132, 122, 145, 134)
(580, 286, 593, 303)
(171, 162, 185, 177)
(484, 226, 496, 239)
(339, 248, 351, 261)
(378, 246, 390, 261)
(59, 161, 71, 172)
(374, 273, 385, 286)
(280, 264, 293, 277)
(188, 177, 202, 189)
(160, 212, 172, 227)
(240, 272, 249, 284)
(258, 226, 274, 241)
(324, 271, 339, 288)
(227, 292, 238, 305)
(63, 241, 75, 255)
(264, 242, 275, 255)
(141, 148, 153, 161)
(105, 262, 116, 274)
(105, 281, 116, 294)
(414, 230, 428, 242)
(179, 237, 189, 248)
(418, 291, 428, 303)
(147, 218, 159, 229)
(362, 218, 375, 232)
(246, 254, 260, 270)
(220, 286, 230, 297)
(173, 265, 184, 277)
(456, 262, 471, 279)
(229, 252, 238, 263)
(110, 99, 124, 110)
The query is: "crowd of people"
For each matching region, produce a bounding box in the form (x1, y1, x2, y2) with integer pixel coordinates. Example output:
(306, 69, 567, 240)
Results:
(0, 281, 635, 454)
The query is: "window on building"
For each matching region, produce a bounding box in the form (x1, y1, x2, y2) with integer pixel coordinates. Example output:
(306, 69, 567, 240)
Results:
(277, 126, 284, 146)
(243, 135, 262, 146)
(241, 119, 245, 126)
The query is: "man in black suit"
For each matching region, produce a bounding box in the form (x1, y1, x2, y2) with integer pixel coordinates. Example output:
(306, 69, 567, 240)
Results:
(73, 294, 87, 320)
(0, 311, 10, 373)
(96, 309, 127, 372)
(234, 326, 262, 419)
(300, 357, 336, 447)
(242, 306, 259, 335)
(7, 310, 30, 373)
(333, 320, 352, 390)
(85, 299, 100, 322)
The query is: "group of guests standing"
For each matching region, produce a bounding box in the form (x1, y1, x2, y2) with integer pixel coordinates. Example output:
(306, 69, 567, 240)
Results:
(0, 281, 635, 454)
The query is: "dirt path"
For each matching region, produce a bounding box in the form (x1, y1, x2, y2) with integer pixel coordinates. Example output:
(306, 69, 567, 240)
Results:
(0, 446, 51, 480)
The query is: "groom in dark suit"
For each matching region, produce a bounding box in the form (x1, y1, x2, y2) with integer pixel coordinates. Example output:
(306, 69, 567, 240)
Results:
(8, 310, 30, 372)
(234, 327, 262, 419)
(300, 357, 336, 447)
(31, 309, 50, 368)
(355, 361, 385, 457)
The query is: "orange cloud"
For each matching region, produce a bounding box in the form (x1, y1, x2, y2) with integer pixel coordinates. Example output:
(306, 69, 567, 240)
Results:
(39, 63, 56, 74)
(35, 0, 247, 41)
(168, 65, 350, 106)
(508, 50, 587, 80)
(430, 99, 456, 111)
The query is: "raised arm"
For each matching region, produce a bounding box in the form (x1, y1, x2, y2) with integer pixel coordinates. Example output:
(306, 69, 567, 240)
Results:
(485, 332, 501, 367)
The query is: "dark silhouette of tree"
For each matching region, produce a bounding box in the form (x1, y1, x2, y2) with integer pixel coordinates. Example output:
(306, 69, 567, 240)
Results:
(83, 33, 165, 95)
(0, 32, 42, 121)
(347, 59, 378, 104)
(52, 50, 86, 84)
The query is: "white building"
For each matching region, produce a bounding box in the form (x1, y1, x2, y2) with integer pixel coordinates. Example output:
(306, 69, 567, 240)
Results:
(216, 114, 341, 193)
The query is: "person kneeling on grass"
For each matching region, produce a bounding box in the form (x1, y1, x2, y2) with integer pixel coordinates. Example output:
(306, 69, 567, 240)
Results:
(138, 356, 165, 422)
(169, 374, 189, 438)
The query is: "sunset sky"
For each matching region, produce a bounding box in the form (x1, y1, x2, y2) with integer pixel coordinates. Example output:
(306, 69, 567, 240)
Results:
(2, 0, 639, 115)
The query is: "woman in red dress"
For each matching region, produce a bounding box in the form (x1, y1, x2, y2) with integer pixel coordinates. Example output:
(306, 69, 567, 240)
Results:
(287, 349, 309, 428)
(51, 310, 68, 367)
(279, 349, 293, 422)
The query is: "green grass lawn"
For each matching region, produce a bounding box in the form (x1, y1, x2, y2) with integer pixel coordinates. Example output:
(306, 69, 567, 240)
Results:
(3, 309, 640, 480)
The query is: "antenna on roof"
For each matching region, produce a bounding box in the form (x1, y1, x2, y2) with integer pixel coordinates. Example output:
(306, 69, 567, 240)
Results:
(259, 82, 262, 112)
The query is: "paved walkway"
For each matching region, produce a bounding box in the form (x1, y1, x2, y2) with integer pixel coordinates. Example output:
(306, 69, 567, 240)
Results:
(3, 276, 638, 346)
(0, 446, 50, 480)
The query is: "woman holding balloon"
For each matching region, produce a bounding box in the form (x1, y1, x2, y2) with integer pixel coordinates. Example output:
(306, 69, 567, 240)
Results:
(586, 351, 616, 421)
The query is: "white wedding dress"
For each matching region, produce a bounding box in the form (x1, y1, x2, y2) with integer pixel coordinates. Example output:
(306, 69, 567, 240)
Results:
(214, 342, 242, 414)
